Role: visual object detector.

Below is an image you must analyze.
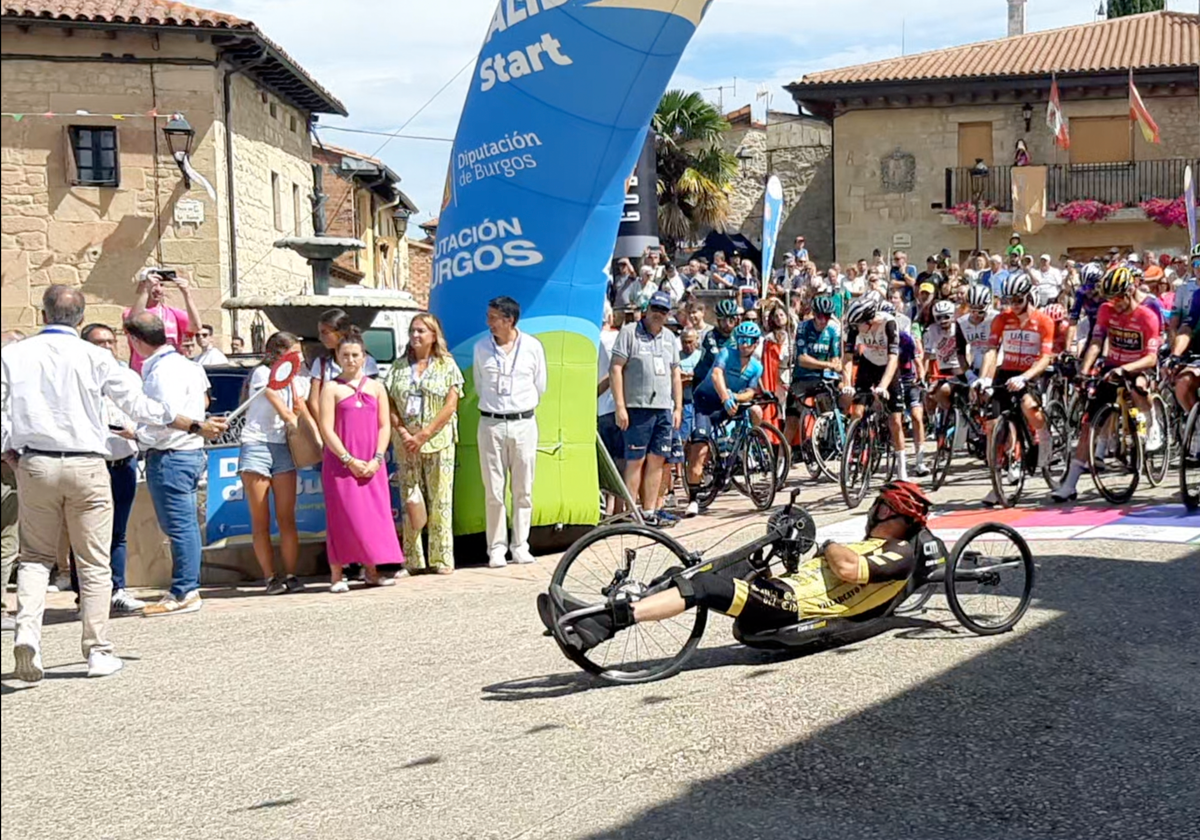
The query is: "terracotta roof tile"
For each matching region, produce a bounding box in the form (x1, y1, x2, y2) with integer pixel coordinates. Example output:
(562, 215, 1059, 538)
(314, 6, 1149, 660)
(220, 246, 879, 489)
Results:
(790, 11, 1198, 89)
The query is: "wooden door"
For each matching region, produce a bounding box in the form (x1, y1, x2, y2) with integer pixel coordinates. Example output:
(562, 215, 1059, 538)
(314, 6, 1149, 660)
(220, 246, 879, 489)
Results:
(958, 122, 994, 167)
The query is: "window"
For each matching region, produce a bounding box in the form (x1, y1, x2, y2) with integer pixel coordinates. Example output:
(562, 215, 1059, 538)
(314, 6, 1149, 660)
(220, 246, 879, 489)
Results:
(67, 125, 119, 186)
(289, 115, 298, 133)
(1069, 116, 1130, 164)
(292, 183, 303, 236)
(271, 171, 282, 231)
(957, 122, 994, 168)
(269, 101, 278, 119)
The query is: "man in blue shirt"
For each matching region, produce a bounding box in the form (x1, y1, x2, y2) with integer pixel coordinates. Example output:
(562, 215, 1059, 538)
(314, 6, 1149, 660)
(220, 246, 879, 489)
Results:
(979, 253, 1010, 299)
(789, 235, 809, 264)
(890, 251, 918, 305)
(693, 298, 740, 386)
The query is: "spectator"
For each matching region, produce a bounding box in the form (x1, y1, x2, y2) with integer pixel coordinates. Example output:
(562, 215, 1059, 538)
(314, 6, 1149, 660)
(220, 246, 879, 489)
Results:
(678, 326, 701, 445)
(709, 251, 736, 289)
(980, 254, 1010, 298)
(474, 296, 547, 567)
(319, 329, 402, 592)
(239, 331, 310, 595)
(914, 283, 938, 330)
(127, 312, 220, 617)
(230, 335, 246, 354)
(597, 302, 624, 472)
(660, 262, 686, 307)
(683, 258, 708, 291)
(736, 259, 760, 312)
(1005, 233, 1025, 264)
(611, 291, 682, 526)
(916, 256, 942, 292)
(636, 265, 659, 309)
(2, 288, 223, 681)
(180, 334, 199, 360)
(890, 251, 918, 305)
(1014, 138, 1030, 166)
(1035, 254, 1063, 306)
(790, 235, 809, 263)
(642, 247, 666, 284)
(0, 329, 21, 633)
(610, 258, 640, 310)
(385, 313, 463, 576)
(844, 265, 866, 297)
(306, 308, 379, 422)
(80, 323, 148, 614)
(194, 324, 229, 366)
(125, 268, 202, 374)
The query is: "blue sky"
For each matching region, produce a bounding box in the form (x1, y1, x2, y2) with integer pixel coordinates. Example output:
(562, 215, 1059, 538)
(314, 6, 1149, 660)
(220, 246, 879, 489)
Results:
(206, 0, 1183, 229)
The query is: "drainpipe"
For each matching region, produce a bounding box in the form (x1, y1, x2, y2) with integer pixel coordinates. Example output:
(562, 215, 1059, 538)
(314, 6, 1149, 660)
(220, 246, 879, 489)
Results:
(221, 48, 268, 336)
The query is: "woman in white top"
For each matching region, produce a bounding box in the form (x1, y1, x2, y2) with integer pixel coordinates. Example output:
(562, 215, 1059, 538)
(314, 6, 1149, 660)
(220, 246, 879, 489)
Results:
(305, 308, 379, 421)
(239, 331, 312, 595)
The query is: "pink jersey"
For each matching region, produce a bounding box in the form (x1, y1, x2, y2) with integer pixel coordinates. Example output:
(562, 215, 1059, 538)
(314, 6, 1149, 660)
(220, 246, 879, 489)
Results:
(1093, 301, 1160, 367)
(123, 304, 191, 374)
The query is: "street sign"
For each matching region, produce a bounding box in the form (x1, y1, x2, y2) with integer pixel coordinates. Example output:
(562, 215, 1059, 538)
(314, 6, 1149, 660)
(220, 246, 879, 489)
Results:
(891, 233, 912, 249)
(174, 198, 204, 225)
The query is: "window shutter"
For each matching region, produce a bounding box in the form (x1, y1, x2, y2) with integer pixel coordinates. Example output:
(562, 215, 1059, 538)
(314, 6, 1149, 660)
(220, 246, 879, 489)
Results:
(64, 126, 78, 184)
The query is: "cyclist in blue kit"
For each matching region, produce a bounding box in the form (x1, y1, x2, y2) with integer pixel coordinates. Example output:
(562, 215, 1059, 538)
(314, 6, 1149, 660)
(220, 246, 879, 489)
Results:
(783, 295, 842, 450)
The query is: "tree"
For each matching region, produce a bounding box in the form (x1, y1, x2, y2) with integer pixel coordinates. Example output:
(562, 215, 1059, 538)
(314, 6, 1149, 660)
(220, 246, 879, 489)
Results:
(652, 90, 738, 254)
(1106, 0, 1164, 19)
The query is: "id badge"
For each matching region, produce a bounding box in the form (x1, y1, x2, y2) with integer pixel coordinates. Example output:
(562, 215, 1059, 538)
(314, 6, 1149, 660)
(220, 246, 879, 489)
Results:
(498, 373, 513, 395)
(652, 356, 667, 376)
(405, 393, 424, 418)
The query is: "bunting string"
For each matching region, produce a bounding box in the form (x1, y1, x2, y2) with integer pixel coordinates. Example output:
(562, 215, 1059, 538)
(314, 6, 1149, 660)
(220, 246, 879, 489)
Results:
(1, 109, 174, 121)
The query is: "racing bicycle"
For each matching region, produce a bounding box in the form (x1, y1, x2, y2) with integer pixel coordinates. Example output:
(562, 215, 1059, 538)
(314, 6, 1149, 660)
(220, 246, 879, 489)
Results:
(840, 391, 896, 508)
(985, 383, 1069, 507)
(928, 378, 988, 491)
(690, 397, 778, 512)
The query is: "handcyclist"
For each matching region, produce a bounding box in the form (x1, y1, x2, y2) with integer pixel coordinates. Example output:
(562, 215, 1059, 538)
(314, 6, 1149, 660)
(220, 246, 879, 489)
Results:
(841, 292, 913, 482)
(683, 321, 764, 516)
(975, 272, 1055, 506)
(783, 294, 842, 451)
(540, 482, 935, 652)
(958, 283, 996, 386)
(1050, 266, 1163, 502)
(692, 297, 740, 387)
(924, 299, 970, 415)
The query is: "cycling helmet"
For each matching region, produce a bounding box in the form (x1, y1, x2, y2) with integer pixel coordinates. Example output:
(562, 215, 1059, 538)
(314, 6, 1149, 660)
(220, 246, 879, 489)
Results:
(1044, 303, 1066, 323)
(875, 481, 932, 529)
(967, 283, 993, 310)
(811, 295, 835, 316)
(844, 292, 881, 326)
(1079, 261, 1105, 288)
(879, 300, 896, 315)
(1098, 266, 1134, 299)
(715, 297, 740, 319)
(932, 300, 956, 320)
(732, 321, 762, 344)
(1000, 271, 1033, 301)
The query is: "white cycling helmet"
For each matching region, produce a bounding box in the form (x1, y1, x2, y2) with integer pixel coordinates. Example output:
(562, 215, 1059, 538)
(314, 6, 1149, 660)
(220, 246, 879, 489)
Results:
(1001, 272, 1034, 301)
(967, 283, 993, 310)
(932, 300, 956, 320)
(845, 291, 882, 326)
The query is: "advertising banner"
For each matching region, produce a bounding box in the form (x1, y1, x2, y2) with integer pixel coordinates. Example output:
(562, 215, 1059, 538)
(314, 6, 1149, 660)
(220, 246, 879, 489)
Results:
(760, 175, 783, 296)
(430, 0, 711, 535)
(614, 130, 660, 259)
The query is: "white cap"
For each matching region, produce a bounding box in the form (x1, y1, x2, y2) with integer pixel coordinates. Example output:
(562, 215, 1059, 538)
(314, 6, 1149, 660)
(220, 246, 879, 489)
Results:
(1127, 253, 1141, 262)
(1039, 253, 1052, 261)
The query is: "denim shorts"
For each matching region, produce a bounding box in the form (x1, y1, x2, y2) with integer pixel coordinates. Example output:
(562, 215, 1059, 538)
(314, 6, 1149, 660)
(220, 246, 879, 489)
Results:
(598, 412, 625, 465)
(623, 407, 674, 461)
(238, 441, 296, 477)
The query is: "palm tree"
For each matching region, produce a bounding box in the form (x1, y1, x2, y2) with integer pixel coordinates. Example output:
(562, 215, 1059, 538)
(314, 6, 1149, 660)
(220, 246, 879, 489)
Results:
(652, 90, 738, 254)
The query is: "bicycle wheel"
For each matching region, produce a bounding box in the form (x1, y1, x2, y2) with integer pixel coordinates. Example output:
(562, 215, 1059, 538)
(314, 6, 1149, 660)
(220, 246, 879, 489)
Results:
(1041, 399, 1070, 490)
(987, 414, 1025, 508)
(549, 524, 708, 684)
(739, 427, 778, 510)
(692, 436, 722, 512)
(1089, 404, 1141, 504)
(895, 585, 936, 615)
(811, 410, 844, 483)
(1181, 405, 1200, 512)
(840, 416, 872, 508)
(929, 406, 960, 491)
(760, 421, 791, 492)
(1142, 393, 1170, 487)
(944, 522, 1035, 635)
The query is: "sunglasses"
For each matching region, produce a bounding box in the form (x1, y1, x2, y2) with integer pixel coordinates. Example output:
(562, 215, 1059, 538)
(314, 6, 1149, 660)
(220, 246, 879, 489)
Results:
(735, 337, 758, 347)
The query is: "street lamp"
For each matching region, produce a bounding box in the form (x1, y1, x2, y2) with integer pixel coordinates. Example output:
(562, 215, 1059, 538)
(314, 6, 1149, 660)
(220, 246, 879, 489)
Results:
(969, 158, 990, 257)
(392, 206, 412, 238)
(1021, 102, 1033, 133)
(161, 113, 196, 188)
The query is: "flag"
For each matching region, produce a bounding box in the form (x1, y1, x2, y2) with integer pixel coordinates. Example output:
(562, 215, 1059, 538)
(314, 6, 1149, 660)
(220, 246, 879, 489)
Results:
(1129, 71, 1160, 144)
(760, 175, 784, 297)
(1046, 74, 1069, 150)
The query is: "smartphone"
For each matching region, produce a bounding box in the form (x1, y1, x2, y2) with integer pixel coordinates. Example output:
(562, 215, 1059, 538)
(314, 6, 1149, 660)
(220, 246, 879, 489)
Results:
(156, 269, 178, 282)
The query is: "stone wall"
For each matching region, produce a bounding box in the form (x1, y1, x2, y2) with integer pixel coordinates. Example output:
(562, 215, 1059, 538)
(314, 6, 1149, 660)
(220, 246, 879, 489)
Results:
(406, 239, 433, 308)
(717, 112, 833, 268)
(832, 93, 1200, 267)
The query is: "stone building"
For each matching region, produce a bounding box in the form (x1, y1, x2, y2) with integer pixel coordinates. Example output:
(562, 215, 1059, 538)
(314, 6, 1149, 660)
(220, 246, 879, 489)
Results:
(0, 0, 345, 344)
(312, 142, 418, 293)
(717, 105, 833, 267)
(787, 9, 1199, 266)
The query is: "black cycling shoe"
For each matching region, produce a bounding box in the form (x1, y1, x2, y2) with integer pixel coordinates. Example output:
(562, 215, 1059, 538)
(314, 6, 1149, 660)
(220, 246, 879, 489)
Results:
(537, 590, 617, 652)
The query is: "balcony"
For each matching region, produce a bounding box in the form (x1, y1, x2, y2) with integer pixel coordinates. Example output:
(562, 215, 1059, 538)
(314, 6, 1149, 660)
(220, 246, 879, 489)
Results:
(944, 158, 1199, 213)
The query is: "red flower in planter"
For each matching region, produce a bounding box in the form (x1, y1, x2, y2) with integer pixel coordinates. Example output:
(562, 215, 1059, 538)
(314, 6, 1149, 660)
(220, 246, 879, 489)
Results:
(1055, 199, 1123, 224)
(950, 202, 1000, 230)
(1140, 197, 1187, 229)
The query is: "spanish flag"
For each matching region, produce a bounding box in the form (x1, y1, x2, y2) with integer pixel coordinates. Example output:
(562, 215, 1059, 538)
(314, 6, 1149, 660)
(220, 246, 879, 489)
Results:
(1129, 71, 1160, 145)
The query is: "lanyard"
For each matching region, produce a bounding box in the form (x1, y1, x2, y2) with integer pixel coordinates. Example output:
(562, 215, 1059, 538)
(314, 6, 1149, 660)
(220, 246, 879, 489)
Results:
(410, 358, 432, 390)
(41, 325, 77, 337)
(492, 332, 521, 376)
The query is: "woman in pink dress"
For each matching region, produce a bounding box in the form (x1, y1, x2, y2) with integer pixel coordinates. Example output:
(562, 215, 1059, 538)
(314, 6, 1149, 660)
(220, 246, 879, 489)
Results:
(318, 329, 404, 592)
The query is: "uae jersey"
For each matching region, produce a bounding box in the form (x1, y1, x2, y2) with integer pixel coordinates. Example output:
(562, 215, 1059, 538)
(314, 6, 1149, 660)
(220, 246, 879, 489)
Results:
(957, 311, 995, 372)
(922, 321, 968, 373)
(988, 309, 1054, 373)
(845, 316, 898, 369)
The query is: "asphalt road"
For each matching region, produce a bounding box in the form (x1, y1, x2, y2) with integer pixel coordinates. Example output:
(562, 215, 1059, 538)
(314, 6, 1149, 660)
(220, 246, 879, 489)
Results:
(2, 471, 1198, 840)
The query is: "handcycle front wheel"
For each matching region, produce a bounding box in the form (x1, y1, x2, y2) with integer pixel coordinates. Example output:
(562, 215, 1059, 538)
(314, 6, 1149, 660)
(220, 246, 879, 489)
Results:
(548, 524, 708, 684)
(944, 522, 1035, 635)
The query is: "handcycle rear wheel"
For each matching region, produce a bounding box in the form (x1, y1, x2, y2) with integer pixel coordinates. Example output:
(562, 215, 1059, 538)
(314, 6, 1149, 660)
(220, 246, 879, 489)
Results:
(945, 522, 1035, 635)
(549, 525, 708, 684)
(1089, 404, 1141, 504)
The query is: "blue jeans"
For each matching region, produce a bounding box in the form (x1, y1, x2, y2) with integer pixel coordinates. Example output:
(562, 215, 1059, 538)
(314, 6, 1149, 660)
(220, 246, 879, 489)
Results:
(145, 449, 205, 599)
(68, 455, 139, 594)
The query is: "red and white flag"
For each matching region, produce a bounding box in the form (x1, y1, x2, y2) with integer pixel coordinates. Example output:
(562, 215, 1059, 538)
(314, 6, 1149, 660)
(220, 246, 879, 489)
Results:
(1129, 71, 1161, 144)
(1046, 74, 1069, 150)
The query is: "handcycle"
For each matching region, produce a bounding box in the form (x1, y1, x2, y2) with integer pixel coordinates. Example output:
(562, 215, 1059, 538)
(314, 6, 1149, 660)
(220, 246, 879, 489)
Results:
(542, 489, 1036, 684)
(928, 376, 988, 491)
(689, 396, 778, 513)
(983, 380, 1069, 507)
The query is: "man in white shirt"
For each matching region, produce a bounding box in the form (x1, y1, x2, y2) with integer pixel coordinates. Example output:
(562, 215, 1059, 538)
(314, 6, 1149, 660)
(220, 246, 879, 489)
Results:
(124, 312, 218, 617)
(473, 296, 547, 567)
(1, 287, 224, 683)
(194, 324, 229, 367)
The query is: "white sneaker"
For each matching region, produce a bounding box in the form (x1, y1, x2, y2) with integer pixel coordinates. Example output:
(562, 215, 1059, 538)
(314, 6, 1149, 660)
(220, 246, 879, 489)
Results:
(982, 489, 1000, 507)
(86, 650, 124, 678)
(488, 554, 508, 569)
(511, 548, 536, 565)
(912, 462, 931, 478)
(47, 572, 70, 593)
(111, 589, 146, 614)
(329, 580, 350, 594)
(685, 500, 700, 517)
(1146, 425, 1163, 453)
(142, 590, 202, 617)
(13, 643, 43, 682)
(1006, 463, 1022, 485)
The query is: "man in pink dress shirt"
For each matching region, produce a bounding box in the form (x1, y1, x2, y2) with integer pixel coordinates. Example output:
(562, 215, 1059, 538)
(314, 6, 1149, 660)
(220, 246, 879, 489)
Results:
(122, 268, 202, 374)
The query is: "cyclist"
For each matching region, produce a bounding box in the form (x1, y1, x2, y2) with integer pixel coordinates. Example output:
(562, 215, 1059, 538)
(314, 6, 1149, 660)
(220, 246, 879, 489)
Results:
(958, 284, 996, 385)
(1166, 281, 1200, 457)
(541, 482, 935, 652)
(1044, 303, 1070, 355)
(893, 308, 930, 477)
(784, 294, 842, 452)
(692, 297, 740, 387)
(1066, 261, 1106, 352)
(683, 321, 765, 516)
(841, 292, 913, 482)
(1167, 245, 1200, 344)
(1051, 266, 1164, 502)
(976, 272, 1055, 506)
(924, 299, 970, 416)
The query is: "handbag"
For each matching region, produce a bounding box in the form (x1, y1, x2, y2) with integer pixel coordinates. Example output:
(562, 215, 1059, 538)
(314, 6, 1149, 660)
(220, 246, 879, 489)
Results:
(285, 382, 323, 469)
(405, 483, 428, 531)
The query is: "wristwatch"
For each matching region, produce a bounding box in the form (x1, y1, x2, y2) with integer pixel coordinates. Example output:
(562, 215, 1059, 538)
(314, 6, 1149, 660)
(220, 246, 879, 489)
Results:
(339, 451, 353, 465)
(374, 452, 386, 465)
(188, 421, 203, 436)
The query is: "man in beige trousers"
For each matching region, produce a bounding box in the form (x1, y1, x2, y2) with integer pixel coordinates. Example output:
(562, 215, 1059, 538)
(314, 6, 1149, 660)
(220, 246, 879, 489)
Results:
(0, 286, 225, 683)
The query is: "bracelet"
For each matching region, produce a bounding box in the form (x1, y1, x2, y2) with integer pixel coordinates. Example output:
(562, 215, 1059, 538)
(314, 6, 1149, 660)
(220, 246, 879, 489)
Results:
(374, 452, 386, 464)
(339, 451, 352, 465)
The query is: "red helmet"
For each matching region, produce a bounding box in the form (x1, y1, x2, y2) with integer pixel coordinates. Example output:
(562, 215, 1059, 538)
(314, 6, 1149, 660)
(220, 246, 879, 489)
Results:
(876, 481, 932, 529)
(1044, 303, 1066, 323)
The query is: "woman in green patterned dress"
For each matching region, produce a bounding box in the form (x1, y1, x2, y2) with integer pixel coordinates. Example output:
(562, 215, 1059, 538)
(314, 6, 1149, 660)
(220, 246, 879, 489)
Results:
(385, 313, 464, 575)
